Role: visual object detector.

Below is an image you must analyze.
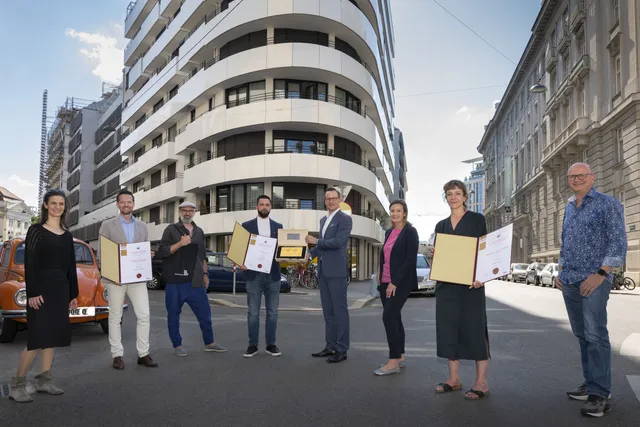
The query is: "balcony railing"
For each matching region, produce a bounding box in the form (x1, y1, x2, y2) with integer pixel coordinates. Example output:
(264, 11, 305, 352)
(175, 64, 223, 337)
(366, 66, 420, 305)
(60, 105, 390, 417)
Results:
(184, 143, 376, 174)
(125, 32, 381, 132)
(149, 216, 174, 226)
(197, 201, 379, 220)
(569, 55, 590, 84)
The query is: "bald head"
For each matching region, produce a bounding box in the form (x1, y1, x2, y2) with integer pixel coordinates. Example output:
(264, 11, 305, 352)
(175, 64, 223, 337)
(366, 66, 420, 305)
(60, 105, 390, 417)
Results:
(567, 162, 594, 197)
(568, 162, 592, 175)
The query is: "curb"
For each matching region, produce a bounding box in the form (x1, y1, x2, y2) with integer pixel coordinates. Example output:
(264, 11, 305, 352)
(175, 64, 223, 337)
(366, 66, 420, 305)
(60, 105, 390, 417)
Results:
(208, 295, 377, 312)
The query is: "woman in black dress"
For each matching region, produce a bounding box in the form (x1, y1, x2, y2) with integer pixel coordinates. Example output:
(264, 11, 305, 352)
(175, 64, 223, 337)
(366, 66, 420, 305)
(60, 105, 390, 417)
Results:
(9, 190, 78, 403)
(433, 180, 490, 400)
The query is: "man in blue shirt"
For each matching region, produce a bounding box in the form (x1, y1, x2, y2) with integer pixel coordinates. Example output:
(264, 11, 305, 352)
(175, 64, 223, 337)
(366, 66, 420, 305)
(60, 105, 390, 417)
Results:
(555, 163, 627, 418)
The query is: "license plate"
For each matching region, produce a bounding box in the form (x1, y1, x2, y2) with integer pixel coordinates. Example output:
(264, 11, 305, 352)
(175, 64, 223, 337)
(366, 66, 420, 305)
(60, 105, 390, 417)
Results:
(69, 307, 96, 317)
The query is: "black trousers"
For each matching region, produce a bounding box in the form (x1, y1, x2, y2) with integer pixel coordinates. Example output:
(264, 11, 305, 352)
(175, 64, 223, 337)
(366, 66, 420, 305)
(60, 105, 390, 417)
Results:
(380, 282, 410, 359)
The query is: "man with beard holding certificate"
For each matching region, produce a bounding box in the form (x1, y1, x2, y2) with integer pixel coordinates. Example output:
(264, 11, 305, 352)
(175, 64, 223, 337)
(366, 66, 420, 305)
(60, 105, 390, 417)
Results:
(156, 201, 227, 357)
(239, 195, 283, 358)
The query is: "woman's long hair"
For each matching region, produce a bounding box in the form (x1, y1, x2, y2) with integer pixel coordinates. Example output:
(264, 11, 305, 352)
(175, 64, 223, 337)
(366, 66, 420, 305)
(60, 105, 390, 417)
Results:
(40, 189, 69, 230)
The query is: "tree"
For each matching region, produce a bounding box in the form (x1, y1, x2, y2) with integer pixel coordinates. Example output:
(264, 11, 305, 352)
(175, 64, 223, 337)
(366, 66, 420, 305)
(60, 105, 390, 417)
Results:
(31, 216, 39, 224)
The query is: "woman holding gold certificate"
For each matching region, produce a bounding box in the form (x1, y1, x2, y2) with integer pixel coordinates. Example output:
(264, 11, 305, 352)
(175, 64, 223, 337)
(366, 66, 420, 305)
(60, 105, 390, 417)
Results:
(433, 180, 490, 400)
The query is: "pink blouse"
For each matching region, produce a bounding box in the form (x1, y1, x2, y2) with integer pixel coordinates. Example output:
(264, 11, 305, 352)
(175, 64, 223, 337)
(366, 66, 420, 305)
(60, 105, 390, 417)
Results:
(382, 229, 401, 283)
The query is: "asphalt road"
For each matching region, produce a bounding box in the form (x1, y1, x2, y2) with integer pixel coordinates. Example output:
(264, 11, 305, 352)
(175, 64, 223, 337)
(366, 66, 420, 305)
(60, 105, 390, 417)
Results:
(1, 280, 640, 426)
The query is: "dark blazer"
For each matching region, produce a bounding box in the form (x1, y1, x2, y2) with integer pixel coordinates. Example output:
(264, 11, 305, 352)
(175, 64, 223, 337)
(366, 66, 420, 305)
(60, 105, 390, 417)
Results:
(310, 210, 353, 279)
(242, 217, 283, 282)
(379, 224, 419, 292)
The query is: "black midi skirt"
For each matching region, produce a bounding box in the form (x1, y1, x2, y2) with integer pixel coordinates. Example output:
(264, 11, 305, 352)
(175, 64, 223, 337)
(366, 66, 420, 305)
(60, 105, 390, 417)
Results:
(435, 282, 490, 361)
(26, 270, 72, 350)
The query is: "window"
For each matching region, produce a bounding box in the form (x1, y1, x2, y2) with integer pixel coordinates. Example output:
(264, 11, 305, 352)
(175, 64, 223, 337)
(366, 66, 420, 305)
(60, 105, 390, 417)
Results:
(226, 81, 266, 107)
(216, 183, 263, 212)
(1, 244, 10, 267)
(614, 54, 621, 95)
(612, 0, 619, 24)
(562, 54, 570, 81)
(273, 131, 328, 155)
(273, 29, 328, 46)
(578, 85, 586, 117)
(553, 212, 560, 244)
(615, 127, 624, 163)
(217, 131, 265, 160)
(335, 87, 362, 114)
(273, 79, 327, 101)
(582, 149, 588, 163)
(577, 34, 585, 57)
(219, 30, 267, 60)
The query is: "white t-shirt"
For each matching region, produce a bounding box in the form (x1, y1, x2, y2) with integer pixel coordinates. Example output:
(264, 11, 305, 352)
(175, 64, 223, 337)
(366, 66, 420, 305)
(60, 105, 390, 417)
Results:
(321, 210, 339, 238)
(257, 217, 271, 237)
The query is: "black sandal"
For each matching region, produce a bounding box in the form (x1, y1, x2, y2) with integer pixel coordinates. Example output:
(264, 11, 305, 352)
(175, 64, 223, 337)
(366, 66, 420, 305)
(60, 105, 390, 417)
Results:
(464, 389, 489, 400)
(436, 382, 462, 393)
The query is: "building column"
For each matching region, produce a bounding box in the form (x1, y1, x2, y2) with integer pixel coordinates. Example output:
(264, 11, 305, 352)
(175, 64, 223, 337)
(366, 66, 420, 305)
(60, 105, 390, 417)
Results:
(265, 129, 273, 152)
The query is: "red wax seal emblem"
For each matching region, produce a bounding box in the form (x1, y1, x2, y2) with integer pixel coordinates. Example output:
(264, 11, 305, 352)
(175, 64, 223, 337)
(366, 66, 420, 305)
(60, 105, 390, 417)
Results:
(492, 268, 499, 274)
(136, 273, 142, 278)
(257, 264, 262, 268)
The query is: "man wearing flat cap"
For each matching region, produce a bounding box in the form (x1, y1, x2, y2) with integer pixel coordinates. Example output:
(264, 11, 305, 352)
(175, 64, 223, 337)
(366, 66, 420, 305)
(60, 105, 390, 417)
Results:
(155, 201, 226, 356)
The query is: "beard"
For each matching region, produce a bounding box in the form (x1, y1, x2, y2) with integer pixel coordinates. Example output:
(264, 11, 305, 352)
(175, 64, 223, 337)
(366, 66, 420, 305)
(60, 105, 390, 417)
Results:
(258, 209, 270, 218)
(181, 217, 193, 224)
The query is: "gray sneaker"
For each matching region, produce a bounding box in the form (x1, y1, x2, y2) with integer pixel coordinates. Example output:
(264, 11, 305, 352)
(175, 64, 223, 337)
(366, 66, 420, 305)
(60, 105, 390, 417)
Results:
(567, 383, 611, 401)
(581, 395, 611, 418)
(173, 346, 188, 357)
(204, 343, 227, 353)
(9, 377, 33, 403)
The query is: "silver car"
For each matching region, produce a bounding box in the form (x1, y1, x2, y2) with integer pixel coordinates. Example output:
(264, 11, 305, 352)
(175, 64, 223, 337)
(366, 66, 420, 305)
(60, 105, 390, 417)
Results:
(414, 254, 435, 295)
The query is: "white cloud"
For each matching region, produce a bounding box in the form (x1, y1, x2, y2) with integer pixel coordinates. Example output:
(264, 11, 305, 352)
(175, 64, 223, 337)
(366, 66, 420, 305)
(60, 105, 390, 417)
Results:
(9, 175, 36, 187)
(453, 102, 496, 125)
(65, 23, 124, 85)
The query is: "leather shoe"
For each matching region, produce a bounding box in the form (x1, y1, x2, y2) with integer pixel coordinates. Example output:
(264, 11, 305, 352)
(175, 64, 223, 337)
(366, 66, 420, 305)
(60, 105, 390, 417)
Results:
(112, 356, 124, 370)
(311, 348, 335, 357)
(137, 355, 159, 367)
(327, 352, 347, 363)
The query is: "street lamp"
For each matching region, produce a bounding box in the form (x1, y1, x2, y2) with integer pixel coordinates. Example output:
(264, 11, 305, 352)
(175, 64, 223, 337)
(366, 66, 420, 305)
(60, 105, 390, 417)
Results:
(529, 83, 548, 93)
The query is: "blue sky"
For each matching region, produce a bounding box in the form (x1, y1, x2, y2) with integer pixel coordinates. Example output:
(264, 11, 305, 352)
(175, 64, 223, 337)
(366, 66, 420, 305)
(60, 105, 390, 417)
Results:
(0, 0, 541, 239)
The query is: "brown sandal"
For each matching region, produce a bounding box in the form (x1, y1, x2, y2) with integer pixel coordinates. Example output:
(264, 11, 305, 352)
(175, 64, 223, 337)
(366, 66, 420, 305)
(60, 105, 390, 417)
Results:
(436, 382, 462, 393)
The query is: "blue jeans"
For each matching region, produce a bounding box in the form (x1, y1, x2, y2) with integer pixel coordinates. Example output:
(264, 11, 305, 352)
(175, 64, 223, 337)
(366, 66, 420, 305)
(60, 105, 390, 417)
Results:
(165, 282, 214, 348)
(562, 279, 612, 398)
(246, 274, 280, 346)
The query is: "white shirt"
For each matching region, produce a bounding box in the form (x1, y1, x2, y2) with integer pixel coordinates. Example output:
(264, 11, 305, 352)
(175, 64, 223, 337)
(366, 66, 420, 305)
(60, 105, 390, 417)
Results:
(257, 216, 271, 237)
(321, 210, 339, 238)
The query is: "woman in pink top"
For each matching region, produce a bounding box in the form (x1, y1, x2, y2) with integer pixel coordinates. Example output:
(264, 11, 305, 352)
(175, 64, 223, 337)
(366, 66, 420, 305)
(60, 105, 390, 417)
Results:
(375, 200, 419, 376)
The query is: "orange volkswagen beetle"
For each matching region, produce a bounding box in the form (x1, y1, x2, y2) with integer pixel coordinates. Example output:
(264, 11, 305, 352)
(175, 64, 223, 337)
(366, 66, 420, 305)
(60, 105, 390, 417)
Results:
(0, 237, 127, 343)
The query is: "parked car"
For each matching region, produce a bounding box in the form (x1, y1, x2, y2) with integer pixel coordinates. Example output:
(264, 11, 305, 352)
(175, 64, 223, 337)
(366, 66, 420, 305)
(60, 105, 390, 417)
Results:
(508, 263, 529, 282)
(146, 249, 291, 293)
(525, 262, 547, 285)
(414, 253, 435, 295)
(539, 263, 559, 287)
(0, 237, 127, 343)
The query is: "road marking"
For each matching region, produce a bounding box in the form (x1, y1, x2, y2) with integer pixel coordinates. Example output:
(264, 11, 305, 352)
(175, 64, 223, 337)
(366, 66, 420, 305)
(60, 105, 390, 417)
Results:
(0, 383, 9, 398)
(620, 333, 640, 357)
(627, 375, 640, 403)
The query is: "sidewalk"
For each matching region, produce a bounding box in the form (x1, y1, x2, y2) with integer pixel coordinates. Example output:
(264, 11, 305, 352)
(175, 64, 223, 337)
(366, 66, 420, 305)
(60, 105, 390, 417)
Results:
(208, 280, 378, 311)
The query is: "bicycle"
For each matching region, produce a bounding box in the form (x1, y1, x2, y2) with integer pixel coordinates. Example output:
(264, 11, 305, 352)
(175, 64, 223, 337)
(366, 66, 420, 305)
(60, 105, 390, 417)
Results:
(613, 271, 636, 290)
(286, 263, 318, 289)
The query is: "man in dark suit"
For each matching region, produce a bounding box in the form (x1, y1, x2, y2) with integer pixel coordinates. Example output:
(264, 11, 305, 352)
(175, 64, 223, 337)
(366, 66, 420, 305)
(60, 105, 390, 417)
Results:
(306, 187, 353, 363)
(240, 195, 284, 358)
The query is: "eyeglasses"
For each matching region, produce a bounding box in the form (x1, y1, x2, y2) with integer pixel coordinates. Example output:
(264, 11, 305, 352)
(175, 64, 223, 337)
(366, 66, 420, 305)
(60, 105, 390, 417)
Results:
(567, 173, 593, 181)
(325, 197, 340, 201)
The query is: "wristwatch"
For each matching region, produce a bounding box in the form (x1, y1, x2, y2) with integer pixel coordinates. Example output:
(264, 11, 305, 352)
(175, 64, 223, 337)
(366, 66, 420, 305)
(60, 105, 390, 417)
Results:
(596, 269, 608, 277)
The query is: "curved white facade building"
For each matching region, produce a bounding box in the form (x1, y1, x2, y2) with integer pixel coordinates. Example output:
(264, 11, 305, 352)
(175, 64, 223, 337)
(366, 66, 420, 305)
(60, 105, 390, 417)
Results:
(121, 0, 397, 280)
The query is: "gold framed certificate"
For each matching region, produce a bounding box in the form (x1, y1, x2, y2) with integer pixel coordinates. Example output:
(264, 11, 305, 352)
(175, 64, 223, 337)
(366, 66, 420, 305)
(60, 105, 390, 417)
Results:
(99, 235, 152, 284)
(275, 229, 308, 262)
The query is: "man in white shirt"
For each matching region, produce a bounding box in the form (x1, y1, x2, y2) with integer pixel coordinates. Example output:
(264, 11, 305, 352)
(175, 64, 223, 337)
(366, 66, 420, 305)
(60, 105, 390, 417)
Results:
(240, 195, 283, 358)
